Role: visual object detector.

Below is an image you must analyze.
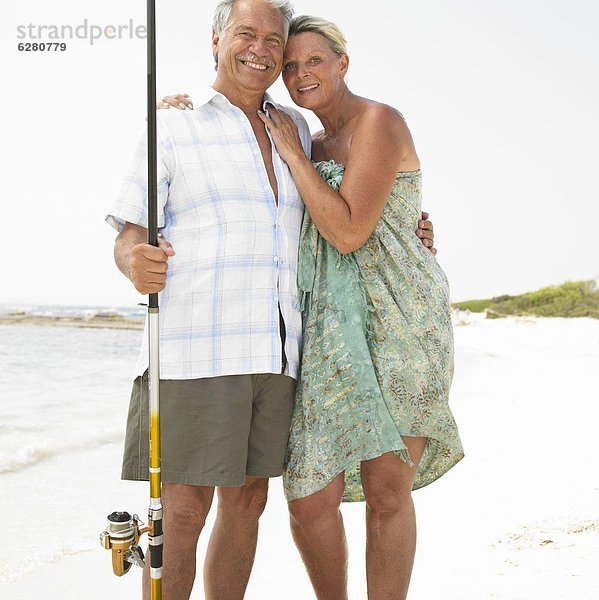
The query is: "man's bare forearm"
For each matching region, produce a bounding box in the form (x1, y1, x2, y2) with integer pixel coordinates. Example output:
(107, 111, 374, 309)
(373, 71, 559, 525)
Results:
(114, 223, 148, 281)
(114, 222, 173, 294)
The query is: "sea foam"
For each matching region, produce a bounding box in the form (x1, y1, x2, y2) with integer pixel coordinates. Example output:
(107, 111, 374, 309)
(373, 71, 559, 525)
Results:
(0, 429, 123, 474)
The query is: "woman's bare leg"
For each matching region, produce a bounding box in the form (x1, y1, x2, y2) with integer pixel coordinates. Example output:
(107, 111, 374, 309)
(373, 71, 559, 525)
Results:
(361, 438, 427, 600)
(288, 472, 348, 600)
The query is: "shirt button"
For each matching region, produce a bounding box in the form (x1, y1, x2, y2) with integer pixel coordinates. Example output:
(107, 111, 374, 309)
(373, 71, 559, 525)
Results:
(274, 295, 279, 302)
(274, 256, 279, 263)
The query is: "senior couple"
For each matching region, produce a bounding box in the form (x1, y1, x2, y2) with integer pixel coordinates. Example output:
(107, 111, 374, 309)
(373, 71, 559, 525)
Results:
(107, 0, 463, 598)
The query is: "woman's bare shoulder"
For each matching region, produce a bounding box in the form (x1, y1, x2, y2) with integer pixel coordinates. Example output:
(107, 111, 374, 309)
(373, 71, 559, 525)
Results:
(357, 100, 411, 136)
(350, 100, 418, 169)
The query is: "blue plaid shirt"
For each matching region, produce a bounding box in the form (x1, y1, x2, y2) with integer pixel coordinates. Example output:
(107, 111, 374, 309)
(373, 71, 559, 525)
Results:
(106, 87, 311, 380)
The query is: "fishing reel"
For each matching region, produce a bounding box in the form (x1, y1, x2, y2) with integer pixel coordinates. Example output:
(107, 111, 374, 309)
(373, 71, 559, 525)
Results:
(100, 511, 151, 576)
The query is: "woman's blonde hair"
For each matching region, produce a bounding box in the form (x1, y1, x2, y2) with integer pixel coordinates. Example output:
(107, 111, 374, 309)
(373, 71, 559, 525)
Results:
(289, 15, 347, 55)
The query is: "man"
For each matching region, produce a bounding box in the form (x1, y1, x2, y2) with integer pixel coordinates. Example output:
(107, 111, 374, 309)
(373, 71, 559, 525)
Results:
(106, 1, 434, 598)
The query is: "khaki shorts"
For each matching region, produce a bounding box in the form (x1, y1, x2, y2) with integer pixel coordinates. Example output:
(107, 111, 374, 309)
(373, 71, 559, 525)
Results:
(121, 372, 296, 486)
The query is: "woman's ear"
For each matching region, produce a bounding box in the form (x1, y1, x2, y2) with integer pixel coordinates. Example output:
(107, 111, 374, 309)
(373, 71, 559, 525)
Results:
(339, 53, 349, 79)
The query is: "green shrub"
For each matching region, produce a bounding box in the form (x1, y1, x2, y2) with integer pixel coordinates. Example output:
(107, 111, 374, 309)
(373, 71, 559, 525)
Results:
(452, 280, 599, 319)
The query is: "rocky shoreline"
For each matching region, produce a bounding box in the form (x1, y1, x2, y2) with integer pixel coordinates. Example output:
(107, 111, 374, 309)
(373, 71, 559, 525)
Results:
(0, 311, 144, 330)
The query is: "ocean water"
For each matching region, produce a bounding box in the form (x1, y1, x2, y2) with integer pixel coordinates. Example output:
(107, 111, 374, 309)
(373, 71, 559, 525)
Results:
(0, 321, 144, 585)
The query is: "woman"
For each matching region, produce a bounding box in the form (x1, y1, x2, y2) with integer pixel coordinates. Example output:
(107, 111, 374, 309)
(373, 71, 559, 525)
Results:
(161, 15, 463, 599)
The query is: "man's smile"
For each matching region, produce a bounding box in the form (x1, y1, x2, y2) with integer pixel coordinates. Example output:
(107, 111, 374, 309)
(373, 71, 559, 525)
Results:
(237, 55, 274, 72)
(242, 60, 268, 70)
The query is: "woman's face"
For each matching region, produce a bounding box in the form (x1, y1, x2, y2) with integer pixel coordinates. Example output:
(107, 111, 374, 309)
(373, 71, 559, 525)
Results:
(282, 32, 347, 110)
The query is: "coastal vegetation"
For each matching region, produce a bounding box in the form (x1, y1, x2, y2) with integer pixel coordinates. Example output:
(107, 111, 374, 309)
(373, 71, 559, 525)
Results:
(453, 280, 599, 319)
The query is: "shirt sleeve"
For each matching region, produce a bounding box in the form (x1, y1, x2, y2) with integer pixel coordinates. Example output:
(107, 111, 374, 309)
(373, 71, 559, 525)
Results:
(105, 124, 171, 232)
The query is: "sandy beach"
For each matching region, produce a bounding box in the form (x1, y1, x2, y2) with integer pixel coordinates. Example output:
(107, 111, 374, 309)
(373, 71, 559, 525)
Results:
(1, 313, 598, 599)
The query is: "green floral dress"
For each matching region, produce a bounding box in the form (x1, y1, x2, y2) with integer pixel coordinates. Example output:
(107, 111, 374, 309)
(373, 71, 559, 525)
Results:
(283, 161, 464, 503)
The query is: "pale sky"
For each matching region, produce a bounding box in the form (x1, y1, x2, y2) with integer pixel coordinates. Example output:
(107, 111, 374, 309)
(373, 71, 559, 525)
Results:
(3, 0, 598, 307)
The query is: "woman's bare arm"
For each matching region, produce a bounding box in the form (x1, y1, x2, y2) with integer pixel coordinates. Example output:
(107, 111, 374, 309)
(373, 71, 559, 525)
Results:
(260, 104, 418, 254)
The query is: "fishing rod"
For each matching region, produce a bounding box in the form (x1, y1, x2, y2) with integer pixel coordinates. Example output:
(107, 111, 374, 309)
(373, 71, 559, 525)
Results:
(100, 1, 163, 598)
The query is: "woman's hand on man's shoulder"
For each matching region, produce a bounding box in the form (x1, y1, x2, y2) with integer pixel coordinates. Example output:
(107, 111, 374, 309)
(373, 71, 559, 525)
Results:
(157, 93, 193, 110)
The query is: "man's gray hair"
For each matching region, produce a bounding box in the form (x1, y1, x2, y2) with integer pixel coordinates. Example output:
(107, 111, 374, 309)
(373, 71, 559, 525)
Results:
(213, 0, 295, 36)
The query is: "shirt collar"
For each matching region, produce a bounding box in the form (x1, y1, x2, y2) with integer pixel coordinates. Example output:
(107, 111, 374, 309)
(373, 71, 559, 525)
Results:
(189, 85, 223, 107)
(190, 85, 279, 112)
(261, 91, 277, 111)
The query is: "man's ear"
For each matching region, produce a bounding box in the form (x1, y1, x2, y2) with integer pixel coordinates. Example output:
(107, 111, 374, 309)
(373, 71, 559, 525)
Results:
(212, 28, 220, 55)
(212, 29, 220, 69)
(339, 53, 349, 79)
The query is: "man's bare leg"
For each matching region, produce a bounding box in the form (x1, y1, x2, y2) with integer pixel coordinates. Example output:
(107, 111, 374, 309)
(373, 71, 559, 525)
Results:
(361, 438, 427, 600)
(203, 477, 269, 600)
(142, 482, 215, 600)
(288, 472, 348, 600)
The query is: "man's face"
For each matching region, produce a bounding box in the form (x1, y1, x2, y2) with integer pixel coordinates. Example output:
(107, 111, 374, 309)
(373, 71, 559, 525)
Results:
(212, 0, 287, 95)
